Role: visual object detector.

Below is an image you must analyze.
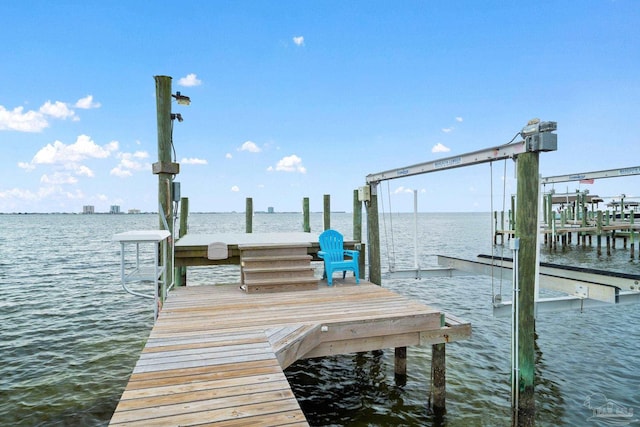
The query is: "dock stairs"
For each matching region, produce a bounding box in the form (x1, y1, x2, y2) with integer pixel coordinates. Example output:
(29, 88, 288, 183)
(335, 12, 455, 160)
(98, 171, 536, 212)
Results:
(239, 243, 318, 293)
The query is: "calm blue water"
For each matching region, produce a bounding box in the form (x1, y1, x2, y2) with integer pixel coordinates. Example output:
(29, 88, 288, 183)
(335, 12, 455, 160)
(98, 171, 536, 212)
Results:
(1, 212, 638, 426)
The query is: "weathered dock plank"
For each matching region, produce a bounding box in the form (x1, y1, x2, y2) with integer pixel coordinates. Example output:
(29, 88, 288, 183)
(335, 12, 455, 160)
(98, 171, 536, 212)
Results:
(110, 281, 470, 426)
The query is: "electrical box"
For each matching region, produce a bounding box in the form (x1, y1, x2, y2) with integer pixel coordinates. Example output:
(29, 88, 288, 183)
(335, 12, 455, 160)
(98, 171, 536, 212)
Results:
(358, 185, 371, 202)
(171, 181, 181, 202)
(528, 132, 557, 152)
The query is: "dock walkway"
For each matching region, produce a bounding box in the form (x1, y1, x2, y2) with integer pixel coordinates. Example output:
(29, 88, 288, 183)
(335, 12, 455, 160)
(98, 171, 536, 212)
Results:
(110, 281, 470, 426)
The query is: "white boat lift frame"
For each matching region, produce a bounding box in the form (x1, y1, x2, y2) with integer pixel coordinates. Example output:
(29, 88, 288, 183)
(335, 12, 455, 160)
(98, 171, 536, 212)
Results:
(368, 139, 533, 279)
(541, 165, 640, 185)
(365, 131, 640, 314)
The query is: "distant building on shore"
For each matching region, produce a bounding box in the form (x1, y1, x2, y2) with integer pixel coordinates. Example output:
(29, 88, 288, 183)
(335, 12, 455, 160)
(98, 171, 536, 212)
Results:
(110, 205, 121, 214)
(128, 209, 141, 214)
(83, 205, 95, 214)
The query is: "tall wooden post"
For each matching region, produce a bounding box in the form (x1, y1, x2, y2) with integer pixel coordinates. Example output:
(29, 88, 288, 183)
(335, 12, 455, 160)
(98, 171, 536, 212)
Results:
(246, 197, 253, 233)
(514, 152, 539, 426)
(353, 189, 362, 242)
(323, 194, 331, 230)
(596, 210, 603, 257)
(177, 197, 189, 286)
(303, 197, 310, 232)
(153, 75, 178, 303)
(366, 184, 381, 285)
(631, 210, 636, 260)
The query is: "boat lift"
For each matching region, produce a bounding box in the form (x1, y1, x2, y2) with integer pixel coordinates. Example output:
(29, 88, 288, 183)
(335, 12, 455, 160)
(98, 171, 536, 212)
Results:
(365, 123, 640, 315)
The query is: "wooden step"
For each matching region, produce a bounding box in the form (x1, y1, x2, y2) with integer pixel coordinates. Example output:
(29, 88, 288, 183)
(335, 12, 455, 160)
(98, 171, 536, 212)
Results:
(239, 243, 310, 258)
(243, 266, 316, 281)
(241, 254, 312, 269)
(241, 276, 319, 294)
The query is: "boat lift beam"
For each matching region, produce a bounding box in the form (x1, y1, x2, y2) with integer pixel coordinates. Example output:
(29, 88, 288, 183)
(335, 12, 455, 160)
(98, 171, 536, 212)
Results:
(541, 165, 640, 185)
(366, 136, 556, 184)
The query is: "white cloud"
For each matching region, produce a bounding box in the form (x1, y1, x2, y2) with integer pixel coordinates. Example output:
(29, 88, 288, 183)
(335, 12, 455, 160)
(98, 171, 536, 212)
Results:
(225, 153, 232, 159)
(0, 105, 49, 132)
(75, 165, 94, 177)
(393, 186, 414, 194)
(111, 151, 147, 177)
(40, 172, 78, 185)
(432, 143, 450, 153)
(31, 135, 116, 165)
(271, 154, 306, 173)
(110, 166, 132, 178)
(75, 95, 101, 109)
(456, 116, 463, 122)
(40, 101, 76, 120)
(293, 36, 304, 46)
(0, 187, 39, 201)
(238, 140, 261, 153)
(231, 185, 240, 192)
(111, 151, 150, 177)
(178, 73, 202, 87)
(1, 98, 93, 133)
(18, 161, 35, 171)
(181, 157, 208, 165)
(442, 127, 454, 133)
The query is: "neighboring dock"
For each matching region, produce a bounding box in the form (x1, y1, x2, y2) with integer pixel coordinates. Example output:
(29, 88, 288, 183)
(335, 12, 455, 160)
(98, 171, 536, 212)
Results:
(109, 280, 470, 426)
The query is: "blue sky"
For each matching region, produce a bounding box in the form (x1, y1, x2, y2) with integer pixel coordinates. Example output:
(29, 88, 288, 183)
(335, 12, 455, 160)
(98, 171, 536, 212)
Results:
(1, 1, 639, 213)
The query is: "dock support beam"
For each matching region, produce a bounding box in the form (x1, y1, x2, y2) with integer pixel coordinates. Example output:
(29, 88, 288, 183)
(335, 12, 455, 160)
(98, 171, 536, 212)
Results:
(514, 151, 538, 426)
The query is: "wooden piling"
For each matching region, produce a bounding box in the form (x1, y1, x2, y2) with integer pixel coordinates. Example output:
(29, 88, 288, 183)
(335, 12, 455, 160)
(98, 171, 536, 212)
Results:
(631, 211, 636, 260)
(353, 189, 362, 242)
(430, 343, 446, 415)
(323, 194, 330, 230)
(246, 197, 253, 233)
(596, 211, 602, 256)
(177, 197, 189, 286)
(366, 184, 382, 285)
(303, 197, 310, 232)
(394, 346, 407, 385)
(514, 151, 538, 425)
(154, 75, 175, 303)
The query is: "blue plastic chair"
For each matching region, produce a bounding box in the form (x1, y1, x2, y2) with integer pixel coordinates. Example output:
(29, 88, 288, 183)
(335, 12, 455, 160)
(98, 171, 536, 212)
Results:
(318, 229, 360, 286)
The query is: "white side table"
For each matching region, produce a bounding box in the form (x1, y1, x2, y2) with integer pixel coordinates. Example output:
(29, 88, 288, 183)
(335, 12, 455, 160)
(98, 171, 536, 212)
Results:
(113, 230, 171, 320)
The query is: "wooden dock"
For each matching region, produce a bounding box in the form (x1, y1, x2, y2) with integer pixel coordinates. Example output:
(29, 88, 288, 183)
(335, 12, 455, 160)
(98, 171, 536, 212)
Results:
(109, 280, 470, 426)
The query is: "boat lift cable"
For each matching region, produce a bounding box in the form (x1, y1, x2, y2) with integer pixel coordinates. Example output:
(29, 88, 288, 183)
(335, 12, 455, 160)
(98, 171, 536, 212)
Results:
(499, 158, 508, 298)
(379, 181, 394, 272)
(490, 161, 495, 301)
(380, 182, 396, 272)
(490, 156, 513, 305)
(386, 181, 397, 271)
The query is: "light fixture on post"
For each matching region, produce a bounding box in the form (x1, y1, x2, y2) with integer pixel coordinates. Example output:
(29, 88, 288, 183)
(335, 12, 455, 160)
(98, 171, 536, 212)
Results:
(172, 91, 191, 105)
(171, 113, 183, 122)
